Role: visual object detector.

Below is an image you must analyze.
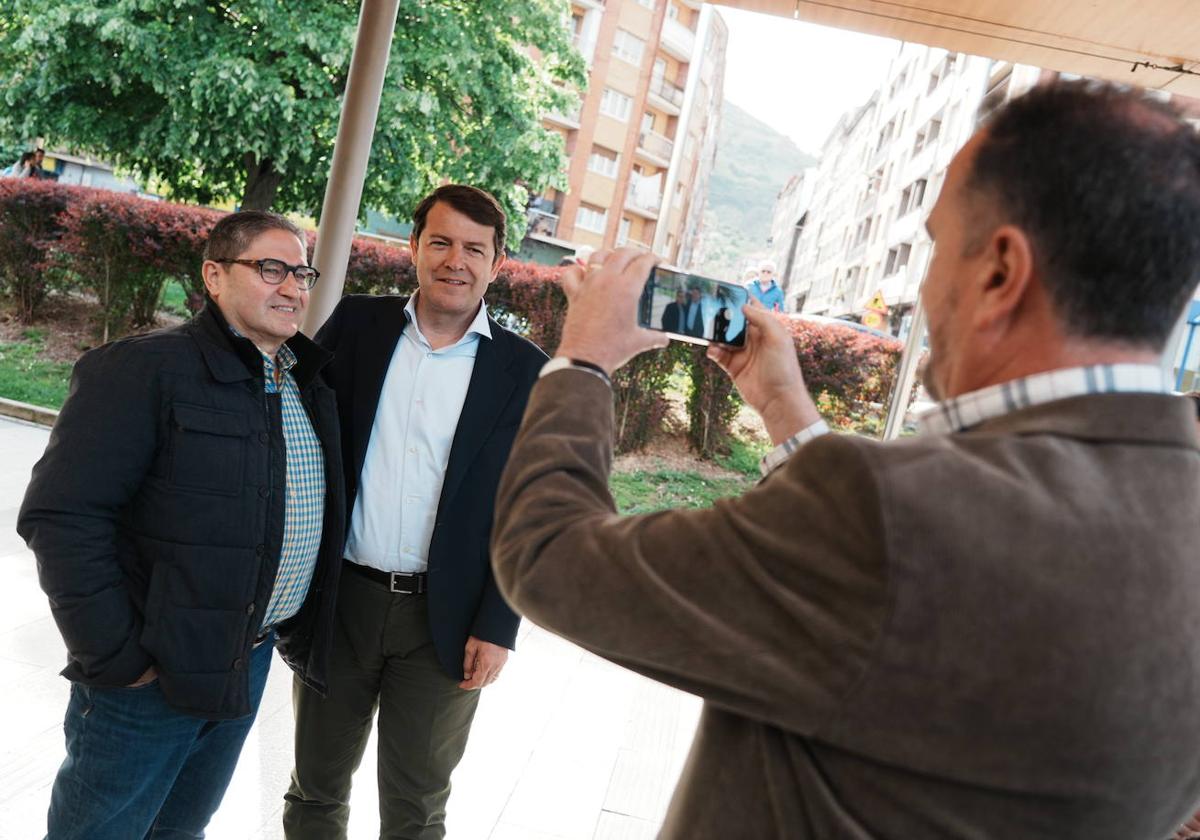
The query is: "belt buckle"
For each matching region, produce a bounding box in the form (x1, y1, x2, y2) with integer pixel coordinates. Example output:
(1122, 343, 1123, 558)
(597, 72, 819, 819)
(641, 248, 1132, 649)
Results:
(389, 573, 416, 595)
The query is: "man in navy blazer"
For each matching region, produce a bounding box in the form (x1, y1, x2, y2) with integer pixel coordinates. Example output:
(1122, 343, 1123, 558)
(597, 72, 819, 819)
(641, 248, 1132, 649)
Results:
(283, 185, 547, 839)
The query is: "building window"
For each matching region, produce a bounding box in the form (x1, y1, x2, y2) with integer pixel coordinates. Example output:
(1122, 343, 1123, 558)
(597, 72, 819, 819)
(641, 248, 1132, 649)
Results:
(667, 3, 679, 19)
(898, 178, 927, 216)
(913, 115, 942, 155)
(599, 88, 633, 121)
(885, 243, 912, 276)
(612, 29, 645, 66)
(587, 146, 620, 179)
(875, 119, 894, 155)
(636, 0, 656, 8)
(577, 203, 608, 234)
(853, 217, 872, 248)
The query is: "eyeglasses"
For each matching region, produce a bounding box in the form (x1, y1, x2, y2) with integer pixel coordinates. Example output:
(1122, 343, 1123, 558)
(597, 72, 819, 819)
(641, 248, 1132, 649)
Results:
(217, 258, 320, 290)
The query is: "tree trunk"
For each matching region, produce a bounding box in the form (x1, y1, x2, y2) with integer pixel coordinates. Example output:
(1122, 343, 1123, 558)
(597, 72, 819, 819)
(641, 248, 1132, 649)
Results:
(240, 153, 283, 211)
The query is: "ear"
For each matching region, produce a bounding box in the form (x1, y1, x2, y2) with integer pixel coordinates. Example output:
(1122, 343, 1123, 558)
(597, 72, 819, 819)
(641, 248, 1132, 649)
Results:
(489, 251, 507, 282)
(201, 260, 224, 300)
(973, 224, 1035, 331)
(408, 233, 419, 261)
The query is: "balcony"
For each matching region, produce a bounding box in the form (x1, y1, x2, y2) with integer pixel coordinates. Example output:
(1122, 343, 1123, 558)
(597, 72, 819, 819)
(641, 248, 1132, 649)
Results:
(625, 174, 663, 220)
(647, 75, 684, 115)
(659, 16, 695, 61)
(635, 129, 674, 167)
(544, 102, 582, 129)
(526, 208, 560, 239)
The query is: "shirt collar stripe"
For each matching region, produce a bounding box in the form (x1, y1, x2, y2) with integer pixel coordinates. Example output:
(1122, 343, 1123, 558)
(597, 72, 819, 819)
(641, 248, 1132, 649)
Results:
(917, 364, 1172, 435)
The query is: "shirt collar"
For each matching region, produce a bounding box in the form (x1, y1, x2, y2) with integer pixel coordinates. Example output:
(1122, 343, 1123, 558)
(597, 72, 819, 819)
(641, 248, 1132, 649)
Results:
(917, 363, 1173, 436)
(403, 292, 492, 350)
(263, 342, 297, 375)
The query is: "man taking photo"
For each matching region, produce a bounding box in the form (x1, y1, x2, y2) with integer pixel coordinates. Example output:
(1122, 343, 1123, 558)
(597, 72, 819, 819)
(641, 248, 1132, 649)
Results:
(491, 82, 1200, 838)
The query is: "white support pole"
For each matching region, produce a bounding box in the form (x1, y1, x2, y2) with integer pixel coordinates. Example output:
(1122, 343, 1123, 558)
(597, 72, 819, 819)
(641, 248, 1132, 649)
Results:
(882, 297, 928, 440)
(303, 0, 401, 335)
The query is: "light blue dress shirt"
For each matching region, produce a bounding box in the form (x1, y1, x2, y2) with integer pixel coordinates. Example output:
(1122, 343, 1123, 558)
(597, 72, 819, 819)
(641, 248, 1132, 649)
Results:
(345, 294, 491, 574)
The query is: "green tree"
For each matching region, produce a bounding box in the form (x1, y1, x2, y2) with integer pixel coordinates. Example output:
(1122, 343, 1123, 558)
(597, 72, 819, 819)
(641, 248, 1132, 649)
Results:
(0, 0, 584, 234)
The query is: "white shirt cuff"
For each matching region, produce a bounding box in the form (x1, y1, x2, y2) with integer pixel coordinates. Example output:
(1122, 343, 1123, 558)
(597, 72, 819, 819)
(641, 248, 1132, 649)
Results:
(758, 420, 830, 476)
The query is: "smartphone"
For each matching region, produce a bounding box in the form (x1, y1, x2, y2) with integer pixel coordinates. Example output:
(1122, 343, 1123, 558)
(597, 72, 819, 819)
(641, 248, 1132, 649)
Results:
(638, 266, 749, 348)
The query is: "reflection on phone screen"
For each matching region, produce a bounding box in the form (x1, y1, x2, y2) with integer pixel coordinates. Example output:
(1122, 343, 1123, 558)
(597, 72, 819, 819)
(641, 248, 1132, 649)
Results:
(639, 267, 748, 347)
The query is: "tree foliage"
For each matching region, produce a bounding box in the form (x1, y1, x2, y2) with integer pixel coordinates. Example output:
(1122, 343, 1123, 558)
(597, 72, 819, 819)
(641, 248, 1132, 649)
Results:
(0, 0, 584, 236)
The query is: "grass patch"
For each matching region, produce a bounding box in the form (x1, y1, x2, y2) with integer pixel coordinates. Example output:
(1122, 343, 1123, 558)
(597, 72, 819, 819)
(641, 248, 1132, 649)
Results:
(0, 330, 73, 409)
(610, 469, 754, 515)
(716, 437, 769, 477)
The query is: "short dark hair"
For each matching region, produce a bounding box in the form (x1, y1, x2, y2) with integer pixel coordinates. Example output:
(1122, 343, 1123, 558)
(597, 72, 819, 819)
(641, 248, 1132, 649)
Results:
(203, 210, 305, 262)
(411, 184, 507, 260)
(964, 80, 1200, 349)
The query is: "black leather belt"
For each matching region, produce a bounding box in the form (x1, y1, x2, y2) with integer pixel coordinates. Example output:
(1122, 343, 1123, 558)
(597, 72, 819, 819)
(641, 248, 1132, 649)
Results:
(345, 560, 428, 594)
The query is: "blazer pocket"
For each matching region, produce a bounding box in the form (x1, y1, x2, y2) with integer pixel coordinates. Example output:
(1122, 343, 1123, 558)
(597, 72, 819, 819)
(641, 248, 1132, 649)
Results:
(169, 403, 248, 496)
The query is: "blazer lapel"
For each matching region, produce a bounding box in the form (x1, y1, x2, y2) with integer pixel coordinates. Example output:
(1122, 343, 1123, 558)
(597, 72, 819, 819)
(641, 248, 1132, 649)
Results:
(352, 299, 409, 484)
(437, 323, 516, 511)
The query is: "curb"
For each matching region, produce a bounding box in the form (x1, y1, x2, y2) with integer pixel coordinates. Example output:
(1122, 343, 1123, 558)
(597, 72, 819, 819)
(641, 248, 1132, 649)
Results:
(0, 396, 58, 427)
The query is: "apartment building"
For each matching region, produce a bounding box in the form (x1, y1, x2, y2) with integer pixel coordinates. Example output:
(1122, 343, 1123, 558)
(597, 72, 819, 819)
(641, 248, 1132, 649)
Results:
(520, 0, 727, 268)
(771, 45, 1047, 336)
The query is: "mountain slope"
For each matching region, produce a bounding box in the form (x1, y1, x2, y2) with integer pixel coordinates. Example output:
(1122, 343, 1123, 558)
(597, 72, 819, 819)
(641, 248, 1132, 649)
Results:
(696, 101, 816, 278)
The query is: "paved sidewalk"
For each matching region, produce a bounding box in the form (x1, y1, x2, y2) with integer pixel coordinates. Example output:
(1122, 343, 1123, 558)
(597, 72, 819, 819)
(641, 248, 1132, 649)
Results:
(0, 416, 700, 839)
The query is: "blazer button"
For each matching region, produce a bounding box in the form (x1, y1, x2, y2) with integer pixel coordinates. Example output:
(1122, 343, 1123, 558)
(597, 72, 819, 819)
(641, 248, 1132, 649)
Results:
(232, 658, 244, 671)
(258, 487, 270, 499)
(255, 544, 266, 557)
(245, 603, 255, 616)
(259, 432, 270, 444)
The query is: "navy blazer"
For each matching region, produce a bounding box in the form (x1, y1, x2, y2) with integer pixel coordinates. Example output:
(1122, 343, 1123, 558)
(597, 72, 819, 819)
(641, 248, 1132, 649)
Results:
(315, 294, 547, 680)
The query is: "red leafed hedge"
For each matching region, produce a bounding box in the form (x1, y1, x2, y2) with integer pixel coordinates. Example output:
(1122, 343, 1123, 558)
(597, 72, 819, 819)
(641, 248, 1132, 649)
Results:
(0, 178, 905, 452)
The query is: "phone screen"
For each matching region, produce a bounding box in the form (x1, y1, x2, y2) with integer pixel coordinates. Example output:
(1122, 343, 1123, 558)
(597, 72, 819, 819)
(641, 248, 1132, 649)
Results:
(637, 266, 749, 348)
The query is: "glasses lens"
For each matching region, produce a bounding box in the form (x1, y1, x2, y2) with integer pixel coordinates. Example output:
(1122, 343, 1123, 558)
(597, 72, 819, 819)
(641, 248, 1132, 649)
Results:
(294, 267, 319, 289)
(259, 259, 286, 284)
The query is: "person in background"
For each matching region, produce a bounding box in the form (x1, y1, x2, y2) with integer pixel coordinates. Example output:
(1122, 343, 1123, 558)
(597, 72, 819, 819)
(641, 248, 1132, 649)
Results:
(745, 258, 784, 311)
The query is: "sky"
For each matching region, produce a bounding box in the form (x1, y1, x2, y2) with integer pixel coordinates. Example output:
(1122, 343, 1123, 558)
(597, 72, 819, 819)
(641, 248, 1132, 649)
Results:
(718, 7, 903, 156)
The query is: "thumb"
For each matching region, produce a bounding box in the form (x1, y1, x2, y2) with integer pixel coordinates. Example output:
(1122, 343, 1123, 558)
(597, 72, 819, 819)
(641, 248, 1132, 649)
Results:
(559, 265, 584, 300)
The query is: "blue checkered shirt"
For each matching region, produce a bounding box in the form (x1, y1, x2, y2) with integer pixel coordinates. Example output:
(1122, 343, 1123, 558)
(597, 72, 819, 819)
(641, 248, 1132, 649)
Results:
(258, 343, 326, 629)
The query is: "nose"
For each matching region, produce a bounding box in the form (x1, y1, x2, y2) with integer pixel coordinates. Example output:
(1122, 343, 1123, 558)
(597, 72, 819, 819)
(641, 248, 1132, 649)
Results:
(444, 243, 467, 270)
(276, 270, 305, 299)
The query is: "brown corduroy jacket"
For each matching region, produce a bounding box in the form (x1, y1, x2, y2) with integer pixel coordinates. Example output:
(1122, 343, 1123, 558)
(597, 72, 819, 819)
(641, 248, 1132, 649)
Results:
(492, 371, 1200, 839)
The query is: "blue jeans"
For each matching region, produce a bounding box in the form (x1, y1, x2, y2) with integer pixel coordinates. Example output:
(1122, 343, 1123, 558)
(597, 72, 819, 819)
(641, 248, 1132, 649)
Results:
(45, 636, 273, 840)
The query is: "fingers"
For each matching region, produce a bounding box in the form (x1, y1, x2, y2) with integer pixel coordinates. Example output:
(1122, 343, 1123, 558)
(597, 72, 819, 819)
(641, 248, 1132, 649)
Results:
(462, 640, 479, 681)
(560, 264, 584, 299)
(458, 663, 505, 690)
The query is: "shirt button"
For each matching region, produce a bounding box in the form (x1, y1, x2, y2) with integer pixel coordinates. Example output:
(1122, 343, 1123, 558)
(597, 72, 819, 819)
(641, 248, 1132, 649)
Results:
(426, 352, 434, 359)
(406, 496, 417, 504)
(408, 447, 416, 454)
